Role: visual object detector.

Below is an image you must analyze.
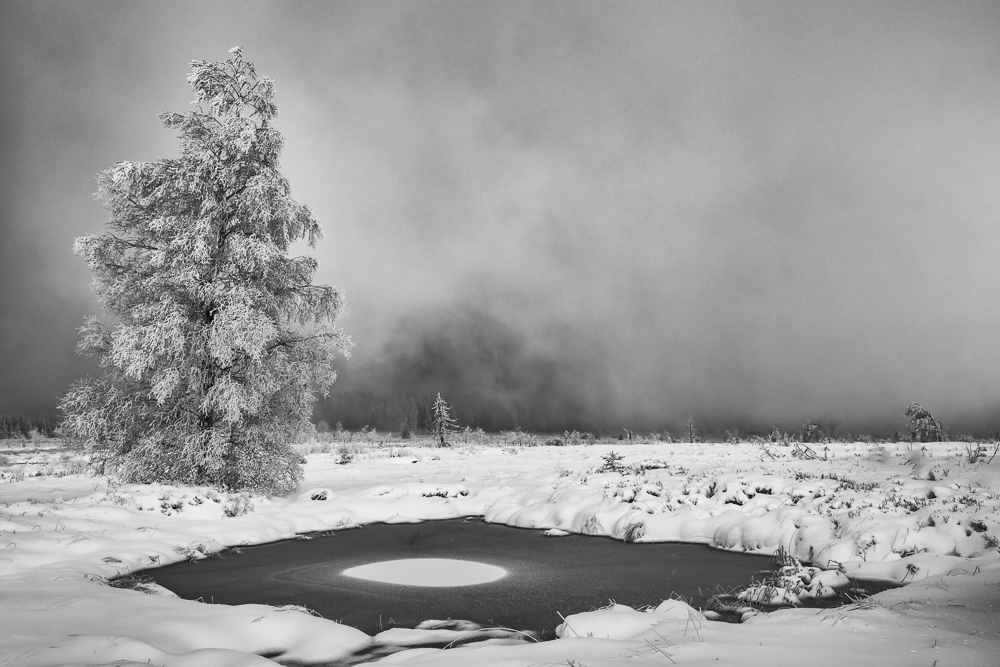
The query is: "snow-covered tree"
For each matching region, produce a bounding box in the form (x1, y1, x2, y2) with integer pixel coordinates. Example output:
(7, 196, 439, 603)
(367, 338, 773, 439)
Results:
(59, 48, 351, 494)
(430, 393, 458, 447)
(904, 403, 943, 443)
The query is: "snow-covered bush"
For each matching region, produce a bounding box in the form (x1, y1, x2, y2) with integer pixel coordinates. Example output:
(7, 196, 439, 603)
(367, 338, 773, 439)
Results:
(223, 492, 255, 517)
(598, 450, 626, 473)
(335, 444, 354, 465)
(905, 403, 943, 442)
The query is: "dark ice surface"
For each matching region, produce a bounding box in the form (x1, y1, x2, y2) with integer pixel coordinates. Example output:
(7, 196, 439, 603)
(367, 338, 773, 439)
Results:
(139, 518, 773, 637)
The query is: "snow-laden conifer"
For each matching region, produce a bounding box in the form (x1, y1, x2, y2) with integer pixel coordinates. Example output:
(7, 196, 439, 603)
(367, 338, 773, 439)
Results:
(904, 402, 943, 443)
(430, 393, 458, 447)
(60, 48, 351, 494)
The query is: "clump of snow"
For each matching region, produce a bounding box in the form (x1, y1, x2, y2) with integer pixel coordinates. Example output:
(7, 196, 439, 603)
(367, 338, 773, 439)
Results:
(736, 550, 852, 605)
(374, 625, 533, 648)
(555, 599, 706, 640)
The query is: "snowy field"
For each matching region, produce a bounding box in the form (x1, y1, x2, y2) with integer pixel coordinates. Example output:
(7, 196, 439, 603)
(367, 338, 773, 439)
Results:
(1, 438, 998, 666)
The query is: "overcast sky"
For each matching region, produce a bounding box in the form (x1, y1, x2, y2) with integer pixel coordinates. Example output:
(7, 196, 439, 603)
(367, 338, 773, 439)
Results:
(1, 1, 998, 433)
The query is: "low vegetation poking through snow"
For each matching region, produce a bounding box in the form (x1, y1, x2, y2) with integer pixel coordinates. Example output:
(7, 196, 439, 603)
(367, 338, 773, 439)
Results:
(734, 547, 852, 606)
(1, 438, 999, 665)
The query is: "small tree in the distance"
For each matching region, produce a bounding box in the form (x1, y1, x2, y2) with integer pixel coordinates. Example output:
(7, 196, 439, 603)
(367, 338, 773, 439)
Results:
(904, 403, 943, 443)
(430, 393, 458, 447)
(60, 48, 351, 494)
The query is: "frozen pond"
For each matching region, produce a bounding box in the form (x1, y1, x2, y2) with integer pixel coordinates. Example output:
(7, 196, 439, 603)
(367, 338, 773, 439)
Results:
(142, 518, 773, 636)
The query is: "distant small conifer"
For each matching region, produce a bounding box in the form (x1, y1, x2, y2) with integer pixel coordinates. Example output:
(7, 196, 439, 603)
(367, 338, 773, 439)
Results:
(430, 393, 458, 447)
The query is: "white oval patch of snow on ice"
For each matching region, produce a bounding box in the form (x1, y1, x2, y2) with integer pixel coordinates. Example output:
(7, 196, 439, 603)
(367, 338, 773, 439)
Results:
(342, 559, 507, 587)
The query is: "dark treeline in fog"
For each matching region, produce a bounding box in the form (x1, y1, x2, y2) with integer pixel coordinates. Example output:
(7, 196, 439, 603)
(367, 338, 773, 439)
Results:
(0, 415, 59, 439)
(315, 306, 1000, 440)
(316, 306, 619, 434)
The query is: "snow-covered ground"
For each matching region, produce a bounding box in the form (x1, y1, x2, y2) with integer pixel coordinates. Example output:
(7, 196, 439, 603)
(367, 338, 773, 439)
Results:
(1, 438, 998, 666)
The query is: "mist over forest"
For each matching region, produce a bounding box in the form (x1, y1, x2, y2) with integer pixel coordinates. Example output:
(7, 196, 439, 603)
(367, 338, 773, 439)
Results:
(316, 305, 1000, 439)
(317, 306, 617, 434)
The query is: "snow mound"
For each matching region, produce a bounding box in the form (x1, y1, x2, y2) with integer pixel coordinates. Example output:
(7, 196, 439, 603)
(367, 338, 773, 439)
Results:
(556, 599, 706, 640)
